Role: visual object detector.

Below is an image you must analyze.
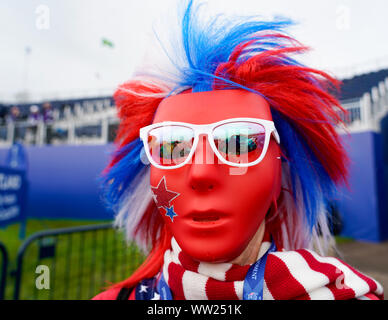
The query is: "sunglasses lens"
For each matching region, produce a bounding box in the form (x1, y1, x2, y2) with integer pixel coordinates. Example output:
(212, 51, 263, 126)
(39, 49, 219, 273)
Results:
(213, 122, 266, 164)
(147, 125, 194, 167)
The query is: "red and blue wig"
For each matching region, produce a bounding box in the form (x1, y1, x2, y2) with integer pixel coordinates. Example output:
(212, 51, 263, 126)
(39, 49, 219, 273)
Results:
(101, 0, 348, 289)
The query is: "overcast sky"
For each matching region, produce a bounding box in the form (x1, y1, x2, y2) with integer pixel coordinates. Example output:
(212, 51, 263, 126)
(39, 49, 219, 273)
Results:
(1, 0, 388, 102)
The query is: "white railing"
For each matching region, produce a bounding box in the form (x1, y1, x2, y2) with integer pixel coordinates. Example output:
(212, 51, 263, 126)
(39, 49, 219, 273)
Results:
(0, 88, 115, 105)
(0, 78, 388, 147)
(0, 106, 119, 147)
(339, 77, 388, 133)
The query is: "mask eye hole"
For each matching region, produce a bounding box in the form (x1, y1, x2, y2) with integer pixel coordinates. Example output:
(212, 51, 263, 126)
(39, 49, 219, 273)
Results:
(212, 122, 266, 164)
(147, 126, 195, 166)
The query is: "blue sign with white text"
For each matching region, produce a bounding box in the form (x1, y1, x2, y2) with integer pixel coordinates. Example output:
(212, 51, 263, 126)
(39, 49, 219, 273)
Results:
(0, 167, 27, 229)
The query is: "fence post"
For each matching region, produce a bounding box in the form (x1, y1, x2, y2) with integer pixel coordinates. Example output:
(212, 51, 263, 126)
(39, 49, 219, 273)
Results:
(371, 86, 379, 117)
(37, 121, 46, 145)
(384, 78, 388, 113)
(361, 92, 373, 131)
(7, 123, 14, 144)
(101, 118, 108, 144)
(68, 121, 75, 144)
(13, 240, 29, 300)
(13, 223, 114, 300)
(0, 242, 8, 300)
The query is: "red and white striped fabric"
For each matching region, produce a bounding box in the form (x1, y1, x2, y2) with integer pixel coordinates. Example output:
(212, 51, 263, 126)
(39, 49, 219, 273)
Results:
(162, 237, 384, 300)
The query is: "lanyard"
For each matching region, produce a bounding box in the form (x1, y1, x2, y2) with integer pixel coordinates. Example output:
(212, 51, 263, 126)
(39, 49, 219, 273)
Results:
(157, 241, 276, 300)
(157, 272, 173, 300)
(242, 241, 276, 300)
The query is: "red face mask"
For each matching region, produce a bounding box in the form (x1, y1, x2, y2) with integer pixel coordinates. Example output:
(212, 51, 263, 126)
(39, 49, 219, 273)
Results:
(149, 90, 281, 263)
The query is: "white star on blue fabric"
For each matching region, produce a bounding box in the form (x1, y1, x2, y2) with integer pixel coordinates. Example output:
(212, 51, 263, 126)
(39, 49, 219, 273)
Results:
(139, 285, 148, 293)
(151, 292, 160, 300)
(165, 205, 178, 222)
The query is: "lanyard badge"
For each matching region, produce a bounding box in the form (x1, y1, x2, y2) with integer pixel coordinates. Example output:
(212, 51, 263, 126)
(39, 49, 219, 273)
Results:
(242, 242, 276, 300)
(157, 241, 276, 300)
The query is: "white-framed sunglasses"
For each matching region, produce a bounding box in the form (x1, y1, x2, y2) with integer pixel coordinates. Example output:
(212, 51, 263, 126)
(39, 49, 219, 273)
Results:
(139, 118, 280, 169)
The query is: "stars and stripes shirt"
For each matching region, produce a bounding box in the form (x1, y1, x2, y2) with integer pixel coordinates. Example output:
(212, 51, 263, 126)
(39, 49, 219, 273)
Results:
(93, 237, 383, 300)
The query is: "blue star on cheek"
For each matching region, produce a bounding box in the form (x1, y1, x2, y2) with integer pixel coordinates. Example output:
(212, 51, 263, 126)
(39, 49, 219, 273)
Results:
(165, 206, 178, 222)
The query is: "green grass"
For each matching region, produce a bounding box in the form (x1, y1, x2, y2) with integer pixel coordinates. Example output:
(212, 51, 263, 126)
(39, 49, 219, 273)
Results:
(335, 236, 354, 245)
(0, 219, 145, 300)
(0, 220, 354, 300)
(1, 219, 107, 261)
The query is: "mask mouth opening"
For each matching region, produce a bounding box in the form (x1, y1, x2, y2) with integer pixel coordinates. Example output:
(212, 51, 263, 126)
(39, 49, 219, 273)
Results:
(192, 215, 220, 223)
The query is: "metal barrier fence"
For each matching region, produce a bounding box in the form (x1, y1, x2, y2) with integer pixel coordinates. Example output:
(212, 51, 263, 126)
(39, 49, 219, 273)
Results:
(0, 117, 119, 147)
(340, 98, 362, 125)
(11, 223, 145, 300)
(0, 242, 8, 300)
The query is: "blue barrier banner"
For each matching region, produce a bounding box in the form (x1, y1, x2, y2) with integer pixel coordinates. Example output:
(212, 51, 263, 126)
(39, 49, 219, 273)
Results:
(0, 145, 113, 221)
(0, 167, 27, 229)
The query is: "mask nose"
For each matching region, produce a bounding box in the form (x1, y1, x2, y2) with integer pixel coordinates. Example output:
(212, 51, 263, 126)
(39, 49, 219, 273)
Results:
(188, 135, 219, 192)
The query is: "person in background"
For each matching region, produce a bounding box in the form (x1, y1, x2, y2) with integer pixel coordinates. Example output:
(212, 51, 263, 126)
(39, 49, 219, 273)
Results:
(42, 102, 54, 144)
(28, 105, 40, 122)
(6, 106, 23, 143)
(0, 105, 9, 140)
(27, 105, 41, 145)
(0, 104, 7, 126)
(6, 106, 21, 123)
